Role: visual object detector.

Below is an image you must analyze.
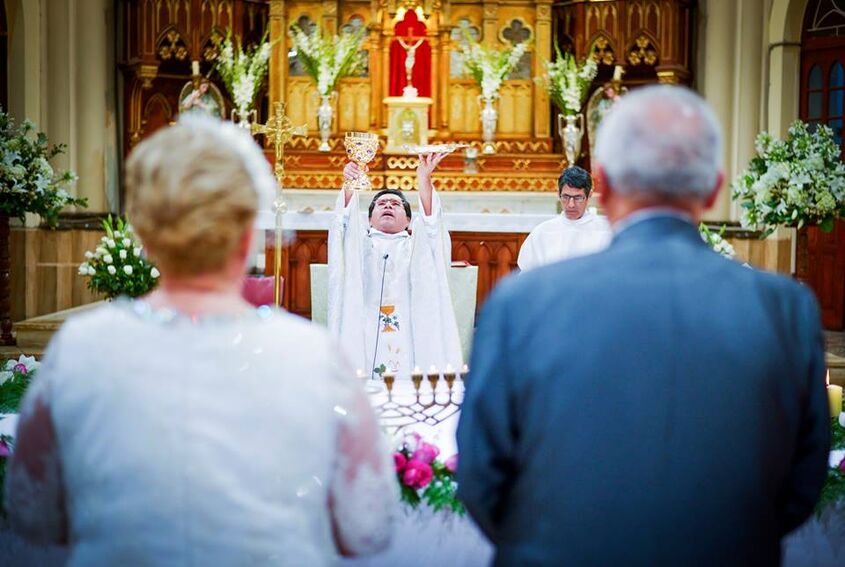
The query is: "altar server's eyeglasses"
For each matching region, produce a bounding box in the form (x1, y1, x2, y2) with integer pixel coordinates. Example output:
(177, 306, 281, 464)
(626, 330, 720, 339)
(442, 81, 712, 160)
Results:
(376, 198, 404, 209)
(560, 194, 587, 204)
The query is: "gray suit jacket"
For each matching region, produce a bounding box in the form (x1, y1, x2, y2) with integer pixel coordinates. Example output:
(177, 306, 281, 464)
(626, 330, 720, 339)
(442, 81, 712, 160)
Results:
(457, 215, 830, 567)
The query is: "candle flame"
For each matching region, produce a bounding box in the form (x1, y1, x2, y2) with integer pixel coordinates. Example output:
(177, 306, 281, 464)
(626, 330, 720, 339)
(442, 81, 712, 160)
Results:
(445, 364, 454, 373)
(461, 364, 469, 373)
(428, 365, 438, 374)
(412, 366, 422, 374)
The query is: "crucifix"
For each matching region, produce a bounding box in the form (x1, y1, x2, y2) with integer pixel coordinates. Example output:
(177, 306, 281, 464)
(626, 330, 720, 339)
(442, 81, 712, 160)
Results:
(397, 34, 425, 95)
(251, 101, 306, 306)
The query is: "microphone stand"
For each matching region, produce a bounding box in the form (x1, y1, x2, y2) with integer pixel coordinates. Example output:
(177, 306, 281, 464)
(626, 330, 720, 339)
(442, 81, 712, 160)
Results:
(370, 253, 390, 380)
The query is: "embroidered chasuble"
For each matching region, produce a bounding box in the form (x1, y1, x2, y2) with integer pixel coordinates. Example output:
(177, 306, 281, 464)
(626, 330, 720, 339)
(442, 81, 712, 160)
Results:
(517, 208, 612, 271)
(328, 190, 463, 379)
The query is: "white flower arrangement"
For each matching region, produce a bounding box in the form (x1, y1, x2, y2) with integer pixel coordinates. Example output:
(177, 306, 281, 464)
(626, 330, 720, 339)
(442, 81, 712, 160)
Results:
(699, 223, 736, 259)
(457, 28, 528, 102)
(79, 216, 160, 300)
(213, 31, 273, 116)
(537, 46, 598, 115)
(732, 121, 845, 237)
(0, 355, 39, 386)
(288, 24, 367, 97)
(0, 108, 85, 226)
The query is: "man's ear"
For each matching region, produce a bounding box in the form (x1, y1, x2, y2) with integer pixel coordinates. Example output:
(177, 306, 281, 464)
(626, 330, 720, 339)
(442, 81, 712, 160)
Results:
(703, 171, 724, 210)
(594, 164, 613, 209)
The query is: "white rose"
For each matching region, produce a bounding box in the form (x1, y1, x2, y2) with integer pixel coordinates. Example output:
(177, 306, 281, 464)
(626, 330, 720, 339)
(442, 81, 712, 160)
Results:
(107, 239, 116, 248)
(0, 371, 12, 385)
(839, 412, 845, 428)
(133, 247, 142, 257)
(122, 238, 131, 247)
(123, 265, 133, 276)
(119, 249, 127, 260)
(113, 231, 123, 238)
(103, 254, 113, 264)
(150, 267, 161, 278)
(87, 265, 96, 276)
(78, 263, 90, 275)
(84, 251, 94, 259)
(107, 265, 117, 275)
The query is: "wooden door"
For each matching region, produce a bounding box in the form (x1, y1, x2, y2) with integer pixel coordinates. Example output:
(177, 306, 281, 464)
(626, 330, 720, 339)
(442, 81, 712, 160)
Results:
(799, 1, 845, 329)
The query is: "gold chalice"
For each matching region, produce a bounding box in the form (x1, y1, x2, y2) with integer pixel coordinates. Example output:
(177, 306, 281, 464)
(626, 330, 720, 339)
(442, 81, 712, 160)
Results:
(344, 131, 380, 191)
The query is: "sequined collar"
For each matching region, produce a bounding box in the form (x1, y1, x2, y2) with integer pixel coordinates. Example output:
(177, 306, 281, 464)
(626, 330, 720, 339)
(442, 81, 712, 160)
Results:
(120, 297, 276, 325)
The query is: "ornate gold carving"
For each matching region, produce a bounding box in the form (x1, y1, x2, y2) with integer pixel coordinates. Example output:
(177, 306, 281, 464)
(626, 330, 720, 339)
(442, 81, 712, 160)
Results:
(591, 35, 615, 65)
(386, 156, 421, 169)
(512, 159, 531, 171)
(627, 34, 658, 66)
(657, 70, 680, 84)
(202, 29, 225, 62)
(158, 29, 189, 61)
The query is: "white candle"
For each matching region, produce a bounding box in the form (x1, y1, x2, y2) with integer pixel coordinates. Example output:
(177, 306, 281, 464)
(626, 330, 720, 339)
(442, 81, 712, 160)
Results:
(192, 60, 200, 76)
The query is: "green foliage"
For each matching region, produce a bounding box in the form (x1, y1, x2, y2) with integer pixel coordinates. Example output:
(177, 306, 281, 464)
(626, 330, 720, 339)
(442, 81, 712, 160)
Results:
(78, 216, 160, 300)
(731, 121, 845, 237)
(213, 30, 274, 114)
(288, 24, 367, 97)
(818, 416, 845, 515)
(0, 107, 87, 225)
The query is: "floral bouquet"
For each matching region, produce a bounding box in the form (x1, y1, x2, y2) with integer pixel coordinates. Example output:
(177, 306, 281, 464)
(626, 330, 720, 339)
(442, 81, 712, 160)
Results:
(458, 29, 528, 102)
(699, 223, 736, 259)
(731, 121, 845, 237)
(213, 30, 273, 118)
(537, 45, 598, 115)
(0, 355, 38, 413)
(288, 24, 367, 97)
(819, 412, 845, 515)
(0, 107, 85, 226)
(78, 216, 160, 300)
(394, 433, 464, 514)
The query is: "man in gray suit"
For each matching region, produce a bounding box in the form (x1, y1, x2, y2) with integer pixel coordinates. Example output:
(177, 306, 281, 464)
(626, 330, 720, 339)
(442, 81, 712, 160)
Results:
(457, 86, 830, 566)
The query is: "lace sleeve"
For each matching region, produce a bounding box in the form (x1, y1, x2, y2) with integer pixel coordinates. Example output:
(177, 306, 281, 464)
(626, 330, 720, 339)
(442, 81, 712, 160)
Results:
(329, 370, 397, 557)
(3, 350, 68, 544)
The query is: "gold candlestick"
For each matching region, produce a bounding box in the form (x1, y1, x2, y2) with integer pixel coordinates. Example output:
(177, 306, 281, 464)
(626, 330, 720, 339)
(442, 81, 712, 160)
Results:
(443, 364, 457, 391)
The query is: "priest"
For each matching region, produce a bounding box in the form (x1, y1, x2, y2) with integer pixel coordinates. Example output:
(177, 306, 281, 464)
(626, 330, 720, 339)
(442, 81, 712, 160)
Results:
(328, 153, 463, 379)
(518, 166, 612, 271)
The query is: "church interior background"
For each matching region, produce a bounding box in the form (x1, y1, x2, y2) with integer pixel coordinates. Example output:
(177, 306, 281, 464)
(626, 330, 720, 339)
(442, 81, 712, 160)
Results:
(2, 0, 845, 353)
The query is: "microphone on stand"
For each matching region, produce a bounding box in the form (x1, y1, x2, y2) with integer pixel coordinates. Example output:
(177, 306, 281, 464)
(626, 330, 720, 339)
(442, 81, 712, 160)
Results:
(370, 253, 390, 380)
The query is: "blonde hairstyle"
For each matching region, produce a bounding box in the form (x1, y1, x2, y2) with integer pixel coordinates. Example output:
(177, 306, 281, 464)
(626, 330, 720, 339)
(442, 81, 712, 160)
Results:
(126, 116, 275, 278)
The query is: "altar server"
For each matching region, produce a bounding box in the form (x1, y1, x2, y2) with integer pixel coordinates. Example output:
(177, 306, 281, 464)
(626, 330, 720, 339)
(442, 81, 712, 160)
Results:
(517, 165, 612, 271)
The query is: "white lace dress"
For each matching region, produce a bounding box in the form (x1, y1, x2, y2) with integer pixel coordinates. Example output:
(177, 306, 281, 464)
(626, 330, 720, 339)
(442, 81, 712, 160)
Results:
(3, 300, 396, 566)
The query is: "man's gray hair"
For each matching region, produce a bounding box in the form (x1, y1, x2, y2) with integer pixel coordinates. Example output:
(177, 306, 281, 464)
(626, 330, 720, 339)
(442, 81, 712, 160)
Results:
(593, 85, 723, 199)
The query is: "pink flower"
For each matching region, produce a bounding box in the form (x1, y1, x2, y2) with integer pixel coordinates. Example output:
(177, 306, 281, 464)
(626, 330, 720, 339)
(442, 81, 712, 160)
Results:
(0, 440, 10, 458)
(403, 432, 422, 451)
(402, 460, 433, 489)
(394, 452, 407, 472)
(444, 454, 459, 473)
(839, 456, 845, 474)
(12, 364, 27, 375)
(411, 442, 440, 464)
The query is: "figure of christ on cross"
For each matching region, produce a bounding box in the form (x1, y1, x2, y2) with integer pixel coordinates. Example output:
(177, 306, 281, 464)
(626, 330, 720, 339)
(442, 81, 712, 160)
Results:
(397, 34, 425, 93)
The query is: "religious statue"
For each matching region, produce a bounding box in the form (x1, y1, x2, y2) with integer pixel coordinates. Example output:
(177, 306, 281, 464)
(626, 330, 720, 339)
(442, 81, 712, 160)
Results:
(586, 65, 628, 165)
(178, 80, 225, 119)
(398, 35, 425, 97)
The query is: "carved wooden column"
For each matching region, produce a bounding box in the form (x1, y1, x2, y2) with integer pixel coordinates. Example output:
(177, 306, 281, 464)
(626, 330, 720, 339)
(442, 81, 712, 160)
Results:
(322, 0, 338, 34)
(429, 32, 441, 128)
(655, 0, 694, 84)
(534, 0, 553, 139)
(482, 1, 498, 47)
(369, 22, 383, 130)
(269, 0, 288, 105)
(439, 27, 452, 132)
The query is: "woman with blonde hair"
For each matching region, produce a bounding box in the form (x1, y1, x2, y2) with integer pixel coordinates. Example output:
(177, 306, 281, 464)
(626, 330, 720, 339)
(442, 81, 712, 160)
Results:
(4, 116, 395, 565)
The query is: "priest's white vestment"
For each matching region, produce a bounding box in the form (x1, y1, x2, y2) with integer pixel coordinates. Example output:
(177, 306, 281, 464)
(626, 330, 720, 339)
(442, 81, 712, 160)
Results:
(328, 190, 463, 379)
(517, 208, 612, 271)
